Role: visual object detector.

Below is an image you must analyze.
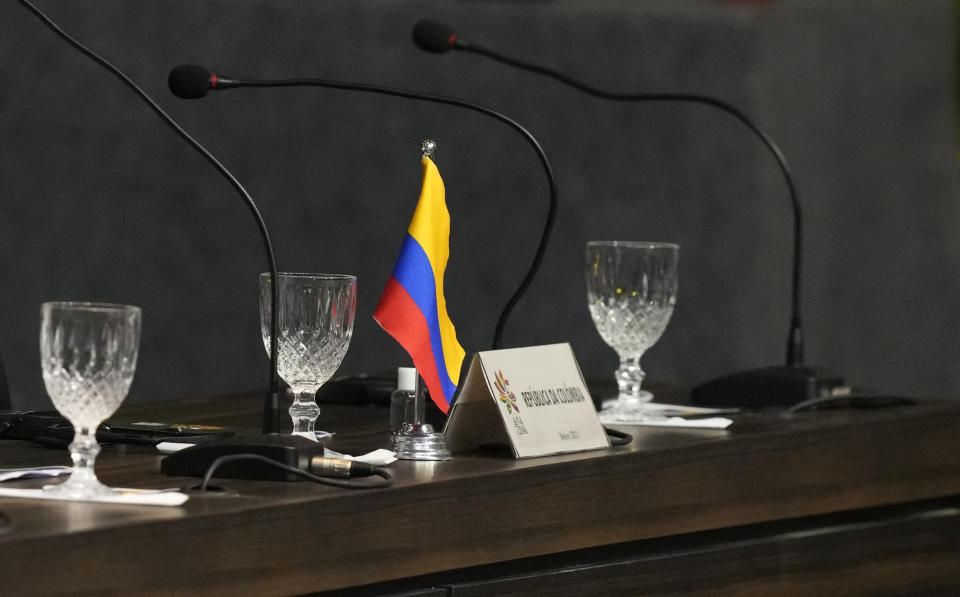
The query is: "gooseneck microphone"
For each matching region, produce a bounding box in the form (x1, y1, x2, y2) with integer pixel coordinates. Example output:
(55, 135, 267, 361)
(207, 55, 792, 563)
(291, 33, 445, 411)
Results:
(167, 64, 559, 351)
(413, 19, 845, 407)
(16, 0, 284, 433)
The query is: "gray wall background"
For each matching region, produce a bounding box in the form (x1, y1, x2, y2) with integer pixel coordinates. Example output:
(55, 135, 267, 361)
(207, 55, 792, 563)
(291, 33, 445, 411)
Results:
(0, 0, 957, 410)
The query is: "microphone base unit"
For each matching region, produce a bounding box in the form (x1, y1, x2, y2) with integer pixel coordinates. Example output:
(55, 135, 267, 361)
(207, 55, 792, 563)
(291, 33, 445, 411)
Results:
(691, 365, 845, 409)
(161, 434, 326, 481)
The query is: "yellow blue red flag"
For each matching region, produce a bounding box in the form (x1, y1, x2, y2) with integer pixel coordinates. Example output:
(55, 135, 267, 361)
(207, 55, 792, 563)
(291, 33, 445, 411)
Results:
(374, 156, 466, 413)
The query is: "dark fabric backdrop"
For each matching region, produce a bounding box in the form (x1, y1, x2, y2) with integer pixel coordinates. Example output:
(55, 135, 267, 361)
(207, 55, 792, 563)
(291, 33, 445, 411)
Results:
(0, 0, 957, 410)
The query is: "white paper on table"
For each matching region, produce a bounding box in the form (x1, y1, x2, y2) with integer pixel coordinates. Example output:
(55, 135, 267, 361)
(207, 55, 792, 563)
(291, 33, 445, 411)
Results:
(156, 441, 195, 454)
(156, 441, 397, 466)
(293, 431, 333, 442)
(323, 448, 397, 466)
(633, 402, 739, 417)
(600, 413, 733, 429)
(0, 466, 72, 482)
(0, 486, 189, 506)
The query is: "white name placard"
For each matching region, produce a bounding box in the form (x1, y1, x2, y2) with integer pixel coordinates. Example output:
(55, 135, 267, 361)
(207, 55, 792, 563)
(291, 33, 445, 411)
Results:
(444, 343, 609, 458)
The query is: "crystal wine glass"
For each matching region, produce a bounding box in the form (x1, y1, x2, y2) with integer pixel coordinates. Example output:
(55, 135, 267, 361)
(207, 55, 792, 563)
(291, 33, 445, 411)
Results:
(586, 241, 679, 422)
(260, 273, 357, 437)
(40, 302, 141, 498)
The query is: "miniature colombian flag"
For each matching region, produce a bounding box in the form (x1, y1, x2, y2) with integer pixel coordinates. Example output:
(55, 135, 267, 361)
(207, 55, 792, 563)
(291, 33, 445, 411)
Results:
(374, 156, 466, 414)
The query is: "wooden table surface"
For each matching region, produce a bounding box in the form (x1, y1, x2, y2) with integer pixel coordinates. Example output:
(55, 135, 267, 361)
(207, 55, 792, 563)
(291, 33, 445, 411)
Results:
(1, 393, 959, 596)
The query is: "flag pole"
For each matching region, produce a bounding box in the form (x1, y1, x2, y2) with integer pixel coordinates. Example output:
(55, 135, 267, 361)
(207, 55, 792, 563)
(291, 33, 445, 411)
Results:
(414, 373, 427, 426)
(388, 139, 453, 461)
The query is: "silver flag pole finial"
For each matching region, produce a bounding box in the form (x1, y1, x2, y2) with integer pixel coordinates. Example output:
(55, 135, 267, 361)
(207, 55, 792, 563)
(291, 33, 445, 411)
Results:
(421, 139, 437, 159)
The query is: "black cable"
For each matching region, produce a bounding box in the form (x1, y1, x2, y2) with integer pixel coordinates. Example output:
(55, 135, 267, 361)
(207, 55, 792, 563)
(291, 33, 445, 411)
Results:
(198, 454, 394, 491)
(15, 0, 283, 432)
(604, 426, 633, 446)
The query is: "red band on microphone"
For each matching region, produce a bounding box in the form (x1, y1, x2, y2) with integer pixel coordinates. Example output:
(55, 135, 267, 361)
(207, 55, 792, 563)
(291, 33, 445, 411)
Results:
(210, 73, 218, 89)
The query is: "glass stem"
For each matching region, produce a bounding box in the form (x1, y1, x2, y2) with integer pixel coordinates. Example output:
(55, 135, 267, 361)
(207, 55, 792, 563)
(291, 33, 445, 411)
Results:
(616, 356, 646, 404)
(67, 428, 101, 486)
(289, 389, 321, 435)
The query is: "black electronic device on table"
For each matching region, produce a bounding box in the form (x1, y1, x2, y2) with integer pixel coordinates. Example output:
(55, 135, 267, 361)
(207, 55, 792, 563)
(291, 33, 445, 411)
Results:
(0, 410, 233, 448)
(160, 434, 325, 481)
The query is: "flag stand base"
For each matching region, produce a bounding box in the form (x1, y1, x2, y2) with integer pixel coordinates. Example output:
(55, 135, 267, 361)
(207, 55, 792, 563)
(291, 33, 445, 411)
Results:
(391, 423, 452, 461)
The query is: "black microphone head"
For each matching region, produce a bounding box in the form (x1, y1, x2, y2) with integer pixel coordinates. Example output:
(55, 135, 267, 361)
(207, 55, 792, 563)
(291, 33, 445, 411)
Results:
(169, 64, 212, 99)
(413, 19, 456, 53)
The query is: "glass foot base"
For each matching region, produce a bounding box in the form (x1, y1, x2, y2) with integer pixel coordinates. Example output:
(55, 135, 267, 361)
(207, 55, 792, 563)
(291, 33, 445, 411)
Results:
(392, 424, 452, 461)
(43, 476, 116, 501)
(598, 392, 659, 425)
(600, 391, 654, 411)
(291, 430, 333, 442)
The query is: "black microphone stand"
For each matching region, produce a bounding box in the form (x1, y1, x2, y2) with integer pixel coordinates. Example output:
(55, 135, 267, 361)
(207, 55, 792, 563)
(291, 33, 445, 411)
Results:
(421, 23, 845, 407)
(17, 0, 284, 433)
(0, 353, 10, 411)
(179, 69, 559, 352)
